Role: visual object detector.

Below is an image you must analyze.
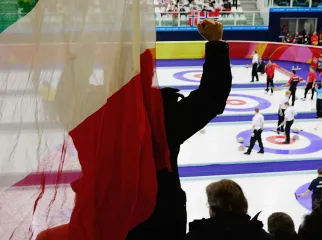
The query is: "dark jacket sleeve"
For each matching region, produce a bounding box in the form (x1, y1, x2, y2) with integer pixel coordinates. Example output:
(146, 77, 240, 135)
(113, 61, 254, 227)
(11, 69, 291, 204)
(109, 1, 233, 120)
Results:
(167, 41, 232, 145)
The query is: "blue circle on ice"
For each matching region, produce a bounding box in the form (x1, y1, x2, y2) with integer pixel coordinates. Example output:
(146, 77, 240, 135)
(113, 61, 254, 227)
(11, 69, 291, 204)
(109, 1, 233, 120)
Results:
(236, 129, 322, 155)
(295, 182, 312, 211)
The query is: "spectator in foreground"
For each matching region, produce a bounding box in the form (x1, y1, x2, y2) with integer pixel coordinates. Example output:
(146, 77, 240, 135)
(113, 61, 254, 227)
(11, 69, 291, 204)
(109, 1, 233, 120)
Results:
(267, 212, 297, 240)
(127, 19, 232, 240)
(298, 201, 322, 240)
(186, 180, 271, 240)
(36, 19, 232, 240)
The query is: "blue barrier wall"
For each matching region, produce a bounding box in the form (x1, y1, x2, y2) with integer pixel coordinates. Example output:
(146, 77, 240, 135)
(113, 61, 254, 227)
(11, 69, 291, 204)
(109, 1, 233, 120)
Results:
(156, 26, 269, 41)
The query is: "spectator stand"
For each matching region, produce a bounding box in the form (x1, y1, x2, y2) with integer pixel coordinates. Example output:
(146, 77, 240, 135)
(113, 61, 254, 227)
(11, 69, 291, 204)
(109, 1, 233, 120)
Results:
(154, 0, 249, 27)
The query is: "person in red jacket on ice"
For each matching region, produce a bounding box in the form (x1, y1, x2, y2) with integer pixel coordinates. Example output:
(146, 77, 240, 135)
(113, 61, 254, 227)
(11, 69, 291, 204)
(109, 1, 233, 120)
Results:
(302, 66, 317, 101)
(265, 59, 275, 95)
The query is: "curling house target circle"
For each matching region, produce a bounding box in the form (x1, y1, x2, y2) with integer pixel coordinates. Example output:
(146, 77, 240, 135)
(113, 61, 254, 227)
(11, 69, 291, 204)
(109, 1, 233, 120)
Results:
(173, 70, 234, 83)
(236, 129, 322, 155)
(227, 99, 247, 106)
(225, 94, 271, 112)
(266, 136, 295, 145)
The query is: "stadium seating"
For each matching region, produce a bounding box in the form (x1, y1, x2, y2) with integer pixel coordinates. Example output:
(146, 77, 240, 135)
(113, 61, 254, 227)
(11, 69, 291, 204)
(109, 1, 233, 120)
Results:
(154, 0, 248, 27)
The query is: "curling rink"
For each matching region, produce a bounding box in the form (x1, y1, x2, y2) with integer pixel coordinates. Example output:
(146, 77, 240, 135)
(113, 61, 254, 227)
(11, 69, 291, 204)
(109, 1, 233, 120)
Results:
(1, 60, 322, 236)
(161, 60, 322, 230)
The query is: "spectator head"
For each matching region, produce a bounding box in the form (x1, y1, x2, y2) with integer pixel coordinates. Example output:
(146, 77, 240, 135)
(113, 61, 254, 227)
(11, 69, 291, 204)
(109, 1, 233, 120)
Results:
(286, 32, 290, 36)
(206, 179, 248, 217)
(292, 70, 296, 75)
(285, 90, 291, 97)
(255, 107, 260, 113)
(318, 168, 322, 176)
(313, 32, 317, 35)
(268, 212, 296, 240)
(298, 202, 322, 240)
(285, 102, 290, 108)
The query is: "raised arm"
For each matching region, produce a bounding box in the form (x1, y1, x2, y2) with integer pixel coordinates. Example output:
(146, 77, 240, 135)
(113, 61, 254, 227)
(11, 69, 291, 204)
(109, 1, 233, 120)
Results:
(166, 20, 232, 145)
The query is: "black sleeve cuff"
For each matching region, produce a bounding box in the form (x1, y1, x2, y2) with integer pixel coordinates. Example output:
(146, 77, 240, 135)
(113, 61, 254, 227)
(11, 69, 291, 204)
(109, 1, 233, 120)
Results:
(205, 41, 229, 56)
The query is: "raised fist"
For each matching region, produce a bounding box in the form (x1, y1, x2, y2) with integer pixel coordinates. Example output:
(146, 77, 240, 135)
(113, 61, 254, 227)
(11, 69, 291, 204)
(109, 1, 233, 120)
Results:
(197, 19, 223, 42)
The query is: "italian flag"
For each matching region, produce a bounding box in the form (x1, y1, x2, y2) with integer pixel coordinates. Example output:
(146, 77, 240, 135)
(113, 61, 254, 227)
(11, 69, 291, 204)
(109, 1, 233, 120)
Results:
(0, 0, 170, 239)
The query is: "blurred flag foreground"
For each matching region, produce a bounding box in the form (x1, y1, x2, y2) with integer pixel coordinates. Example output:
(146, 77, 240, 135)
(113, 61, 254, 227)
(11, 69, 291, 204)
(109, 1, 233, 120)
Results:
(0, 0, 170, 239)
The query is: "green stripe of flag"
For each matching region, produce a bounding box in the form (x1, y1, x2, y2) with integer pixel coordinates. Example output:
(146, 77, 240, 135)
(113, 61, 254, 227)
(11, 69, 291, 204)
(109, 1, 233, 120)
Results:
(0, 0, 38, 33)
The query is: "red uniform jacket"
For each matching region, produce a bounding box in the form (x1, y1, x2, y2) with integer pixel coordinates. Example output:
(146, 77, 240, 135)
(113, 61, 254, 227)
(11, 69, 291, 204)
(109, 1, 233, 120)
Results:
(311, 35, 319, 46)
(265, 64, 275, 78)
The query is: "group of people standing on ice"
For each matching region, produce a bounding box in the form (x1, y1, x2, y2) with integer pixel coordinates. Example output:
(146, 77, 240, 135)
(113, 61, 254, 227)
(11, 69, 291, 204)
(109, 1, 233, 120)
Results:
(250, 51, 322, 118)
(242, 52, 322, 157)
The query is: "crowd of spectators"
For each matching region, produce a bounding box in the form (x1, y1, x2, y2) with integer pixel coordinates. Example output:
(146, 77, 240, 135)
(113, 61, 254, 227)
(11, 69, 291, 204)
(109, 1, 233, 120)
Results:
(186, 175, 322, 240)
(159, 0, 236, 15)
(281, 29, 322, 46)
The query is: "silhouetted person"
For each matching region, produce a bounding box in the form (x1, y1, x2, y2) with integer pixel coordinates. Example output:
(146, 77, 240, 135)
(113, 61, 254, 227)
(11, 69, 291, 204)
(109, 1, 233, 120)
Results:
(36, 20, 232, 240)
(268, 212, 298, 240)
(186, 180, 271, 240)
(127, 19, 232, 240)
(298, 200, 322, 240)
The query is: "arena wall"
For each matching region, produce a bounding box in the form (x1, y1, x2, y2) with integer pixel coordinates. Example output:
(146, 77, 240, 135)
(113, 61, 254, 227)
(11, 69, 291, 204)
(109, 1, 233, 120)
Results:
(1, 41, 321, 69)
(156, 41, 322, 69)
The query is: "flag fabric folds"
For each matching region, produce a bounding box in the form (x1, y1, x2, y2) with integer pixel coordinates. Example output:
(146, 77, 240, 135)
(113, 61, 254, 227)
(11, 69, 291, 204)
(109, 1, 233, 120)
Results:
(0, 0, 170, 239)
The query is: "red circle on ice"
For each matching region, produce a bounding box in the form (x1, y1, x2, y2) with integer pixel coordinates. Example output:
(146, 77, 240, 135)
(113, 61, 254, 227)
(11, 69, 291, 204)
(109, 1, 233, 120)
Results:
(193, 74, 202, 79)
(226, 99, 247, 106)
(266, 136, 295, 145)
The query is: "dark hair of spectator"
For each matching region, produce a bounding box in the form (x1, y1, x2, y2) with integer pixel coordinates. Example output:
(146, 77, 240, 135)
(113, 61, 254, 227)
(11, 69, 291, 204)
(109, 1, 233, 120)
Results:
(292, 70, 296, 75)
(318, 168, 322, 175)
(298, 202, 322, 240)
(206, 180, 248, 216)
(268, 212, 296, 240)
